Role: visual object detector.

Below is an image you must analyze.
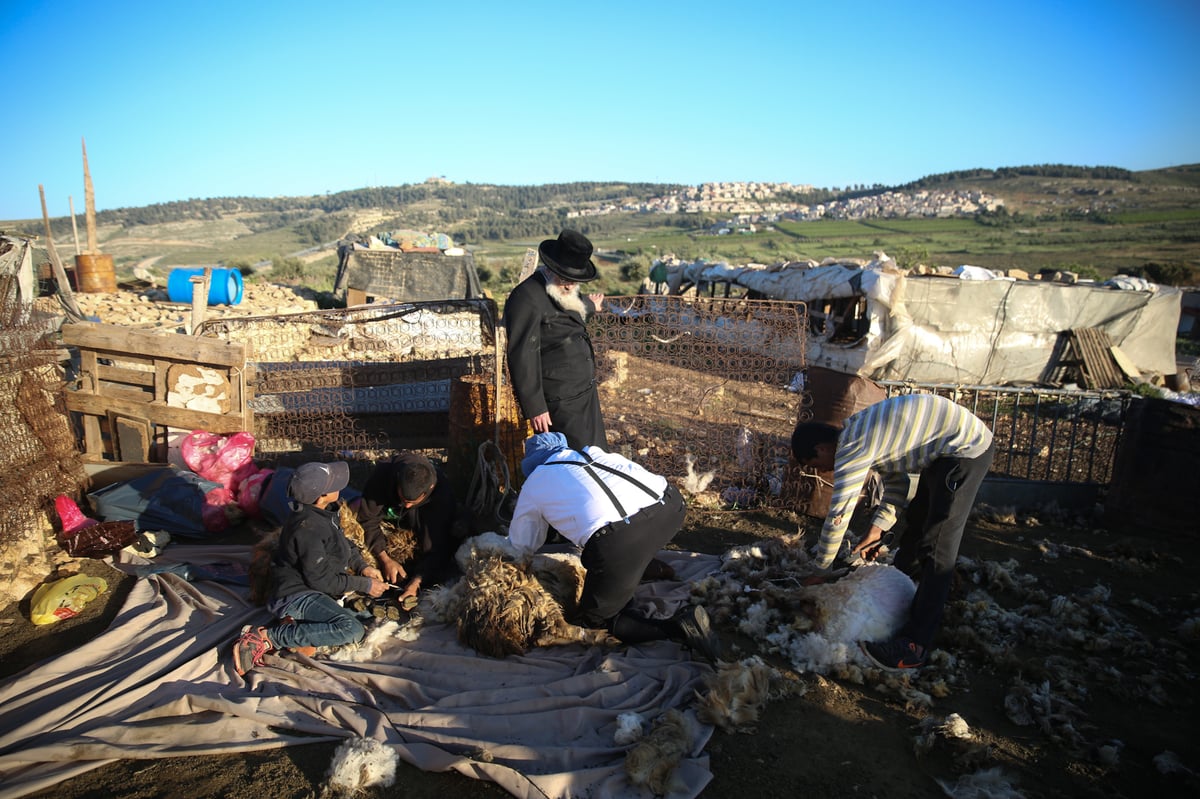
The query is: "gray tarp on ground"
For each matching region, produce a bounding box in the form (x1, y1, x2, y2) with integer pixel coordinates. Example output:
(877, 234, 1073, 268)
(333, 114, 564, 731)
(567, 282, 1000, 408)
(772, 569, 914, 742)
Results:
(676, 259, 1181, 384)
(0, 544, 718, 799)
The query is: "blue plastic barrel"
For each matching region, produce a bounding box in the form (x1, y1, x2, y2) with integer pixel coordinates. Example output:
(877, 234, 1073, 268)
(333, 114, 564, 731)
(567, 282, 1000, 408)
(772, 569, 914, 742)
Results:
(166, 267, 244, 305)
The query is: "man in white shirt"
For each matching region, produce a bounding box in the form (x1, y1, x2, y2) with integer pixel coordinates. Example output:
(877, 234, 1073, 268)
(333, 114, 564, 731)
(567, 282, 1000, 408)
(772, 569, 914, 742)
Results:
(509, 433, 721, 662)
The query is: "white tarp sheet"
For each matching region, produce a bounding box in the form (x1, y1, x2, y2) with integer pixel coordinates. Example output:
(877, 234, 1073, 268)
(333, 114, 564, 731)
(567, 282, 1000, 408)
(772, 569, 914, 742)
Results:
(670, 258, 1180, 384)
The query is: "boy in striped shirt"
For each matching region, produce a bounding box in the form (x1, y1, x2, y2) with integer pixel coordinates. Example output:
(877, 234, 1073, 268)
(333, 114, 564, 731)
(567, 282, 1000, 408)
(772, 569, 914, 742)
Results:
(791, 393, 994, 670)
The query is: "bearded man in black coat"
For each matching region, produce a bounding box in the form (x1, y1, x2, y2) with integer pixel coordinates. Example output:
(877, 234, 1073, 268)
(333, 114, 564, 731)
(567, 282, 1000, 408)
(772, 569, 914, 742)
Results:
(504, 229, 608, 451)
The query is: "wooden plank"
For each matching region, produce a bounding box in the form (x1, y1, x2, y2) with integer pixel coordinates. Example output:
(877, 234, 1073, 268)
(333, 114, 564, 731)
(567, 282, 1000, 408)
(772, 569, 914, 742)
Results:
(82, 414, 103, 457)
(1069, 328, 1124, 390)
(79, 349, 99, 393)
(65, 392, 248, 434)
(109, 413, 152, 461)
(1110, 345, 1142, 382)
(96, 363, 157, 388)
(62, 321, 247, 367)
(99, 382, 154, 404)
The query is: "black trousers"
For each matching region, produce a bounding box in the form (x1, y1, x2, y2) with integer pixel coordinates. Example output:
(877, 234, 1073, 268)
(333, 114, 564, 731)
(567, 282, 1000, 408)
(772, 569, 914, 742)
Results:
(577, 484, 685, 629)
(894, 442, 995, 648)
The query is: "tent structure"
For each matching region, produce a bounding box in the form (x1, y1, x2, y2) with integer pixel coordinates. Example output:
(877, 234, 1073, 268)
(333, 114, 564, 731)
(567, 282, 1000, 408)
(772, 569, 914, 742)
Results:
(667, 256, 1181, 386)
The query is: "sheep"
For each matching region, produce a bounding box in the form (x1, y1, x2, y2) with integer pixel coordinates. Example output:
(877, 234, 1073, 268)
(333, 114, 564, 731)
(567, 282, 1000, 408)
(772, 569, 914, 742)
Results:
(432, 533, 615, 658)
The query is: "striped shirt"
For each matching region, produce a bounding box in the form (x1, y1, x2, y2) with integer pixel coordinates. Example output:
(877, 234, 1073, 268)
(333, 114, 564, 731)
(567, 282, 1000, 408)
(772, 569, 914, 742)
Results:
(814, 393, 993, 568)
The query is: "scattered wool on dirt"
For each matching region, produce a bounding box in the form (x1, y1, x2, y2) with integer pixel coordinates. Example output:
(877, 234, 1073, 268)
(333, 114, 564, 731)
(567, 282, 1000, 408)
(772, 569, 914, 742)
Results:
(935, 766, 1026, 799)
(624, 709, 701, 795)
(694, 655, 774, 733)
(1178, 617, 1200, 642)
(321, 737, 398, 797)
(913, 713, 992, 770)
(1153, 750, 1197, 777)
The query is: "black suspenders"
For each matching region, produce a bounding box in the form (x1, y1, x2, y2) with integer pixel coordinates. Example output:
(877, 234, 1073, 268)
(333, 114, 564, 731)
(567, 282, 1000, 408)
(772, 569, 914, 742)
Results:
(542, 450, 659, 520)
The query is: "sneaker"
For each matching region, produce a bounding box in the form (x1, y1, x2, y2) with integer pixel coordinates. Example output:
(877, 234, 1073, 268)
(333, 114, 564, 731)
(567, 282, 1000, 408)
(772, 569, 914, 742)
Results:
(671, 604, 722, 664)
(860, 637, 926, 671)
(233, 626, 273, 676)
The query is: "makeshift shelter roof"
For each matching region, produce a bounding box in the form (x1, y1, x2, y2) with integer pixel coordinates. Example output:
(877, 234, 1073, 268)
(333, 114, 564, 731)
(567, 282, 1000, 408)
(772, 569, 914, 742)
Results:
(669, 255, 1180, 386)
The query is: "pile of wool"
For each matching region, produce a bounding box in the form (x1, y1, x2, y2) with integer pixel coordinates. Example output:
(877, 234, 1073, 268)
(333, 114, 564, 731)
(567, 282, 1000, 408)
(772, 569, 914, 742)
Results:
(320, 737, 397, 797)
(326, 619, 421, 663)
(624, 709, 703, 795)
(913, 713, 991, 770)
(694, 654, 807, 733)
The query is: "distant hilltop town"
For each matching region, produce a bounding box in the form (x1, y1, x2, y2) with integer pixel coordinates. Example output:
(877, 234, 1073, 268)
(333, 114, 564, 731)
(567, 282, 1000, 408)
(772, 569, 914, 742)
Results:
(564, 181, 1004, 227)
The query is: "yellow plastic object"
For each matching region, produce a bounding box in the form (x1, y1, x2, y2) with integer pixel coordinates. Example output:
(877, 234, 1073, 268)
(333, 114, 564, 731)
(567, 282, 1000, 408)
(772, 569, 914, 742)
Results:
(30, 574, 108, 625)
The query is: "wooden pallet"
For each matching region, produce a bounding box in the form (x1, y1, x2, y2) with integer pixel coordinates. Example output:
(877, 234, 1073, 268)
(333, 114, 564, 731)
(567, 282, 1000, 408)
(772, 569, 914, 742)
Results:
(1039, 327, 1127, 390)
(61, 322, 253, 462)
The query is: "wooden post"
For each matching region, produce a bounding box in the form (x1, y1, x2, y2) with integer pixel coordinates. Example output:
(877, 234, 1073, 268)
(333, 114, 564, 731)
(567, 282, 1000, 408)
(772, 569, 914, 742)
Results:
(38, 184, 84, 319)
(189, 267, 212, 334)
(82, 137, 97, 255)
(69, 195, 81, 256)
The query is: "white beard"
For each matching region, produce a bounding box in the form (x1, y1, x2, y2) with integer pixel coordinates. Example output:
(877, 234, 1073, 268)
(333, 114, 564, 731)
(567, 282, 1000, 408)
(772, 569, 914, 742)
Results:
(544, 272, 588, 321)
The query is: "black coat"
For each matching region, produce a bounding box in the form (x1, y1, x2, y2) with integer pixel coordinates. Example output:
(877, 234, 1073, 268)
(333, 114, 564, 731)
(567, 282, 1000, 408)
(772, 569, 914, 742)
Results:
(504, 271, 607, 450)
(357, 458, 460, 586)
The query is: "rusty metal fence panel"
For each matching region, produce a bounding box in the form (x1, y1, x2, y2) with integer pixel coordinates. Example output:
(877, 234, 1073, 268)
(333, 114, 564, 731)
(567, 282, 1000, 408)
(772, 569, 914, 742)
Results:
(589, 295, 809, 509)
(197, 299, 506, 465)
(878, 381, 1130, 485)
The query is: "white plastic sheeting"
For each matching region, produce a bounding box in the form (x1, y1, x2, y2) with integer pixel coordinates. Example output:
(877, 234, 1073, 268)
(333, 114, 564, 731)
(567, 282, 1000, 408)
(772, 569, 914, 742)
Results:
(667, 256, 1180, 385)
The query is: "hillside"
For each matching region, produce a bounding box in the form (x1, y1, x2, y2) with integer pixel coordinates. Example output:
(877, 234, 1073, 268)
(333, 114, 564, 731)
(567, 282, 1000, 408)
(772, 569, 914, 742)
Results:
(3, 165, 1198, 293)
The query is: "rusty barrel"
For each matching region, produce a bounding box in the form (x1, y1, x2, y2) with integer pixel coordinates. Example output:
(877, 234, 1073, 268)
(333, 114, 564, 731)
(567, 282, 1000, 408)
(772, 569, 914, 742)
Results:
(74, 253, 117, 293)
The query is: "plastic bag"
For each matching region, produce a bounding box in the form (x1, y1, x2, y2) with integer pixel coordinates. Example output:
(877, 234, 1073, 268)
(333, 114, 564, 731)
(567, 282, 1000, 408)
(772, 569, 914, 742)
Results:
(181, 430, 257, 491)
(30, 574, 108, 625)
(236, 467, 273, 519)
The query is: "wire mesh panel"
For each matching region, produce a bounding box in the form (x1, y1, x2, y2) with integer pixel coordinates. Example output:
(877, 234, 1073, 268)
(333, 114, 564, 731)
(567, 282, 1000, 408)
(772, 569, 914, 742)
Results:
(590, 295, 808, 509)
(198, 299, 505, 466)
(0, 261, 86, 550)
(879, 381, 1130, 485)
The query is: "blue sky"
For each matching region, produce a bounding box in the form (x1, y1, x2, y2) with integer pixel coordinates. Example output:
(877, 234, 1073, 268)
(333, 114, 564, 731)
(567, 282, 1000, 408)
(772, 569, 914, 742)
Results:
(2, 0, 1198, 220)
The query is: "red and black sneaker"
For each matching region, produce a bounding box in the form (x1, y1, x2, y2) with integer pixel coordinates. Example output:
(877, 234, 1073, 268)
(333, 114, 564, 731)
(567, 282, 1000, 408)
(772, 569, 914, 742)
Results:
(233, 626, 274, 676)
(860, 637, 926, 671)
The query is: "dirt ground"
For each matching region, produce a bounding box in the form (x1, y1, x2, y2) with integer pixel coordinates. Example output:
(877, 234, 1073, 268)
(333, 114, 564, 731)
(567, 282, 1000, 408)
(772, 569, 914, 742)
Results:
(3, 503, 1198, 799)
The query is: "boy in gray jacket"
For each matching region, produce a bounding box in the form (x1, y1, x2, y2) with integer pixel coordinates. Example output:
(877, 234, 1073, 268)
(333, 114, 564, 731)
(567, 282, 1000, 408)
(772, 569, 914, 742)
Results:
(234, 461, 385, 675)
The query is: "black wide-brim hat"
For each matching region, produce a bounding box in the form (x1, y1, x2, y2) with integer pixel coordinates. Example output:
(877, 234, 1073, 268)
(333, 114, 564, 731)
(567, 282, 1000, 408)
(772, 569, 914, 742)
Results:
(538, 229, 598, 283)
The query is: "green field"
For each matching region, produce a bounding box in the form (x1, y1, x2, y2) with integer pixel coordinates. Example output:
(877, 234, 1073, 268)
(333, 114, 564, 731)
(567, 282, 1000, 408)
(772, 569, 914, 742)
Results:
(6, 165, 1198, 300)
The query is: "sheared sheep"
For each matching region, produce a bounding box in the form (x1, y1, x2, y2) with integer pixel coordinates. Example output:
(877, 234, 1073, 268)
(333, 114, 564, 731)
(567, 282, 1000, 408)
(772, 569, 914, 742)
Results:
(430, 533, 614, 658)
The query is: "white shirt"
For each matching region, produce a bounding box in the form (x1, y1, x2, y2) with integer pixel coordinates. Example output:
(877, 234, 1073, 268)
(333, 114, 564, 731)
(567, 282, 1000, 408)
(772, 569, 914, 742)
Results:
(508, 446, 669, 555)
